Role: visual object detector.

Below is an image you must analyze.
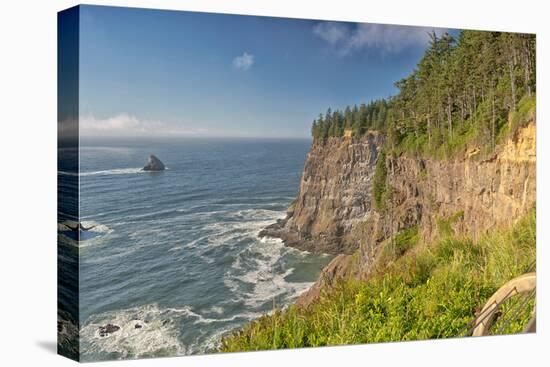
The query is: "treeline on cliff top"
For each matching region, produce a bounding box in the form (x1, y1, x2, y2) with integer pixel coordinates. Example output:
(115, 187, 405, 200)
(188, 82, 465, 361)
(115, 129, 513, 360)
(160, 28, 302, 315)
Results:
(311, 30, 536, 155)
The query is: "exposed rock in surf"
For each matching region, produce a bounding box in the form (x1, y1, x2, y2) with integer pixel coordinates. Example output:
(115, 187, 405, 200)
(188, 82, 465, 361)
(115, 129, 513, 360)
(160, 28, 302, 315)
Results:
(142, 155, 165, 171)
(98, 323, 120, 337)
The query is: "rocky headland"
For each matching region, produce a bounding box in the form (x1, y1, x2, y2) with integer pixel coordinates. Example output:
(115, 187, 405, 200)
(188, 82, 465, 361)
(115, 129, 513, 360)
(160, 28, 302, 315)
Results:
(262, 119, 536, 308)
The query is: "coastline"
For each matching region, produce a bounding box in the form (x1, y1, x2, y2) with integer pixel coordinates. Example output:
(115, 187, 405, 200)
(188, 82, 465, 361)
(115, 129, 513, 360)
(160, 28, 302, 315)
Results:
(235, 117, 537, 344)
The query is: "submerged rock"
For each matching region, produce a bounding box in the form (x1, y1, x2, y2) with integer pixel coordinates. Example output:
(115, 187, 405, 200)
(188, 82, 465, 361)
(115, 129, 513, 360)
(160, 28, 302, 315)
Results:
(98, 323, 120, 337)
(143, 155, 165, 171)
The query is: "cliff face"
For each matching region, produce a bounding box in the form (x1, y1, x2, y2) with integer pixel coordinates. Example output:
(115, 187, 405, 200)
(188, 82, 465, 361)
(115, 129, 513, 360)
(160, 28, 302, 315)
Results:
(261, 131, 385, 254)
(267, 120, 535, 307)
(354, 121, 536, 274)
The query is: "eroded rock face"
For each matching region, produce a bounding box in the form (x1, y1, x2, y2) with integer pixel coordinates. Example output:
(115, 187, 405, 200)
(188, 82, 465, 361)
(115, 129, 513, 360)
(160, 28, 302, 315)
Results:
(260, 132, 385, 255)
(265, 120, 535, 300)
(143, 155, 165, 171)
(355, 121, 536, 275)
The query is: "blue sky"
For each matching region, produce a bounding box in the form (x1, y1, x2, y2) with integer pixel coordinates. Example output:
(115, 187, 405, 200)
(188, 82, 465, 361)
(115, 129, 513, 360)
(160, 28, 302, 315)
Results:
(78, 5, 456, 138)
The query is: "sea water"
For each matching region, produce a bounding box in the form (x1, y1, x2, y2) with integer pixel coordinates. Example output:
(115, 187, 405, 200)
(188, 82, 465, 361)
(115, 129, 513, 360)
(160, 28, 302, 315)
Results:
(58, 137, 331, 361)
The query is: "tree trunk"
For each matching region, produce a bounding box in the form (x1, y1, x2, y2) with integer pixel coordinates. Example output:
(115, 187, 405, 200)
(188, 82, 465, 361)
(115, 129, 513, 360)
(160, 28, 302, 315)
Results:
(473, 86, 477, 123)
(447, 94, 452, 138)
(461, 94, 465, 125)
(491, 92, 496, 146)
(524, 50, 531, 97)
(523, 36, 532, 97)
(427, 112, 432, 147)
(508, 59, 516, 112)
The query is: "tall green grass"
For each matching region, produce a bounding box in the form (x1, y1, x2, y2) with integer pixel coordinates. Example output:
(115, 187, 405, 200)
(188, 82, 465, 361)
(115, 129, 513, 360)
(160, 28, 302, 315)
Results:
(220, 209, 535, 352)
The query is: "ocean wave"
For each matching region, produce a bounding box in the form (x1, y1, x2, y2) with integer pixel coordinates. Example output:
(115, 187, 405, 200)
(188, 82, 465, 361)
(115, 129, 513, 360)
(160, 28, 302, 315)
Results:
(226, 208, 287, 222)
(58, 220, 113, 248)
(81, 168, 145, 176)
(78, 204, 316, 357)
(80, 304, 186, 360)
(58, 220, 111, 233)
(165, 206, 313, 311)
(80, 303, 261, 359)
(223, 233, 314, 309)
(58, 170, 79, 177)
(58, 167, 154, 177)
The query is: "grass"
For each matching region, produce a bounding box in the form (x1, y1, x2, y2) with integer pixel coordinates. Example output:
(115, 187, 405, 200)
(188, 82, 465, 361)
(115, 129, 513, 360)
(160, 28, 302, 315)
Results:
(220, 209, 536, 352)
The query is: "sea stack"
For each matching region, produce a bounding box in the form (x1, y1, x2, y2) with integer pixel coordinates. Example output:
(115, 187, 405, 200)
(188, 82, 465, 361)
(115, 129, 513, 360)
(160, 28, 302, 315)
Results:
(143, 155, 165, 171)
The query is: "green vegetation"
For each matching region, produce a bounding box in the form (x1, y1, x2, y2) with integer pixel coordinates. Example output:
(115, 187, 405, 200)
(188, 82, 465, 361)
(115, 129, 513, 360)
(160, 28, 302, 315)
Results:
(220, 209, 535, 352)
(311, 31, 536, 158)
(372, 151, 389, 210)
(391, 225, 419, 257)
(311, 100, 388, 138)
(377, 225, 420, 265)
(436, 211, 464, 237)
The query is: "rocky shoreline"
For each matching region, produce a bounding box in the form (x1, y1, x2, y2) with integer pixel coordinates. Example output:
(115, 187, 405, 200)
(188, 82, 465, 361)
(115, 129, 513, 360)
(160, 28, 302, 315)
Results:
(259, 132, 385, 256)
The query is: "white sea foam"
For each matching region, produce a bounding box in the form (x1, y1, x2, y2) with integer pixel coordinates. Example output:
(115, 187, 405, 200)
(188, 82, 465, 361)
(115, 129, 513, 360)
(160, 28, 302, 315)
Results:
(222, 221, 314, 309)
(59, 167, 155, 177)
(58, 220, 113, 248)
(205, 306, 224, 315)
(57, 170, 79, 177)
(58, 220, 112, 234)
(80, 168, 145, 176)
(79, 205, 317, 357)
(80, 303, 263, 359)
(228, 208, 287, 222)
(80, 304, 186, 359)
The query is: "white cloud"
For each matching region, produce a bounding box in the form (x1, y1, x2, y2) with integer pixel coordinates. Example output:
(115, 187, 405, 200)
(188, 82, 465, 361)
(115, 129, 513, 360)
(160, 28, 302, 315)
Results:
(79, 113, 207, 137)
(232, 52, 254, 70)
(313, 22, 447, 54)
(313, 22, 349, 45)
(80, 113, 161, 134)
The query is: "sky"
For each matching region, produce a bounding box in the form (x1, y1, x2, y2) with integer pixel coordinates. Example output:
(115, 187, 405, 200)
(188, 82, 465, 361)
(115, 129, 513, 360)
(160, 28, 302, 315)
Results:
(77, 5, 457, 138)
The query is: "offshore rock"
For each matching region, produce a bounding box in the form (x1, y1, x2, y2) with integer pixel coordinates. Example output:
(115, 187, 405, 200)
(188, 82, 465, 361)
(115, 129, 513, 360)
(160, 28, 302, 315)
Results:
(143, 155, 165, 171)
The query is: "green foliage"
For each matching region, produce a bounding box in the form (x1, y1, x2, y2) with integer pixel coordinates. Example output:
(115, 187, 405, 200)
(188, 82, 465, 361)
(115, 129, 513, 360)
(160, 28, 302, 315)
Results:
(376, 226, 420, 267)
(220, 209, 535, 352)
(311, 100, 388, 139)
(372, 151, 388, 210)
(393, 226, 420, 256)
(498, 94, 536, 142)
(436, 211, 464, 237)
(310, 31, 536, 159)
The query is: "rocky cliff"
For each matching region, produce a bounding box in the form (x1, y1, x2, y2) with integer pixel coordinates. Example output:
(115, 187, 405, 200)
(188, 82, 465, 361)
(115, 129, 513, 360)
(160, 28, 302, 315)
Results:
(261, 131, 385, 254)
(264, 118, 535, 307)
(354, 121, 536, 275)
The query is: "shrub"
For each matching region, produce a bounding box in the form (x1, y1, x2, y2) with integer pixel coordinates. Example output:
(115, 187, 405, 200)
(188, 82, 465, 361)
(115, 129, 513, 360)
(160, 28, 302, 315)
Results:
(372, 151, 388, 210)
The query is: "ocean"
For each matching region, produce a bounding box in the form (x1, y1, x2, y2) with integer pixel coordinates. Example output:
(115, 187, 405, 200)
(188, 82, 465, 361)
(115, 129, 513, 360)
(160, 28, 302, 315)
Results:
(58, 137, 332, 361)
